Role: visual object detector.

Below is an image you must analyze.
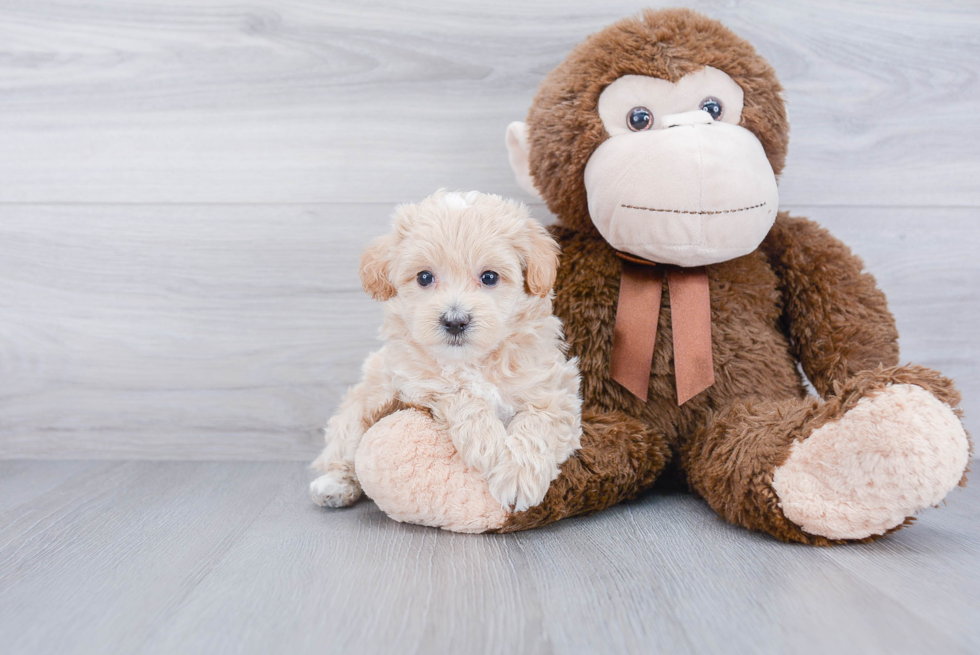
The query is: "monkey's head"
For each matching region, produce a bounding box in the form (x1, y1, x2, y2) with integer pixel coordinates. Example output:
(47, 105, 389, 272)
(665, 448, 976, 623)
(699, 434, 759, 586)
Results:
(506, 8, 788, 267)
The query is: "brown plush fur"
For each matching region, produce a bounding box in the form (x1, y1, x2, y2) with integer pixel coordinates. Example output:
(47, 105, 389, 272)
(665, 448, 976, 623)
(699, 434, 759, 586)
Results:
(494, 409, 671, 532)
(758, 216, 900, 397)
(498, 214, 917, 538)
(683, 364, 963, 545)
(494, 8, 968, 541)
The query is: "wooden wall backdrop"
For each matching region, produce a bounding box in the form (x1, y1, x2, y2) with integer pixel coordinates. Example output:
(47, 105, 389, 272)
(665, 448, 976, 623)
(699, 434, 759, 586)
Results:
(1, 0, 977, 459)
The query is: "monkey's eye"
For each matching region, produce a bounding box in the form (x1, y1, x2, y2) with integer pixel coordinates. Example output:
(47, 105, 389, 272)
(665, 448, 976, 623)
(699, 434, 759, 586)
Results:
(417, 271, 434, 287)
(699, 97, 724, 121)
(627, 107, 653, 131)
(480, 270, 499, 287)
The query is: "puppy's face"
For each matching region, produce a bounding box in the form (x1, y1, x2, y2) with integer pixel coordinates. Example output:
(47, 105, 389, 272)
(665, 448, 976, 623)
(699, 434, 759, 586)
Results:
(361, 191, 559, 361)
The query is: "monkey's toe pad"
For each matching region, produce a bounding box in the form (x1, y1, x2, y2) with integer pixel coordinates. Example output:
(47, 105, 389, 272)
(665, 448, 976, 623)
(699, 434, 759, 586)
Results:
(772, 384, 969, 540)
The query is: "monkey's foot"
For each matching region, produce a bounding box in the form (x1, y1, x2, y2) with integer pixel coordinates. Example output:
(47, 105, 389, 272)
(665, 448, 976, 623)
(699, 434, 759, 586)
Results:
(772, 384, 969, 540)
(355, 410, 508, 533)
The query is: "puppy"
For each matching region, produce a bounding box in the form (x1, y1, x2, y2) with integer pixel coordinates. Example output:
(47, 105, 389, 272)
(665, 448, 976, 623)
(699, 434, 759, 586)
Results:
(310, 190, 582, 512)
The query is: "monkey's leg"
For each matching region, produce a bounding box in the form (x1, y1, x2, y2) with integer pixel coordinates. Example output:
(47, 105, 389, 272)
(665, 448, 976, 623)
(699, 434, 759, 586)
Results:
(355, 408, 671, 533)
(494, 410, 672, 532)
(683, 365, 970, 544)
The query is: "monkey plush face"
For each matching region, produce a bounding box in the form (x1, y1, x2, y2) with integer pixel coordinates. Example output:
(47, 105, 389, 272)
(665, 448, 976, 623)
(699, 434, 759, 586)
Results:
(506, 8, 789, 267)
(585, 66, 778, 265)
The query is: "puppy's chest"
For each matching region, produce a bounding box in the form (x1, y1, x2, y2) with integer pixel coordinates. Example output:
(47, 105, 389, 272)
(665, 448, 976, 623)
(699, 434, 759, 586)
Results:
(400, 367, 518, 426)
(459, 374, 518, 426)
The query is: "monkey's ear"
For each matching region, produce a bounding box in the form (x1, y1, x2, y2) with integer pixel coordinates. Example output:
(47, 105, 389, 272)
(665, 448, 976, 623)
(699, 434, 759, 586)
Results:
(505, 122, 543, 201)
(359, 233, 397, 301)
(523, 220, 560, 298)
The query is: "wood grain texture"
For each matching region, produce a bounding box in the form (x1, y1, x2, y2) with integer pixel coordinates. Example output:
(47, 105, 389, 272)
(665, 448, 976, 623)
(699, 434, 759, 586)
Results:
(0, 0, 977, 205)
(1, 204, 976, 459)
(0, 461, 977, 654)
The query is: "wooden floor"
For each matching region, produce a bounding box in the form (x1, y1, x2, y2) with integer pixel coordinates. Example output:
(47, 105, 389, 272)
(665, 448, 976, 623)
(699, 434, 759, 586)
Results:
(1, 460, 978, 655)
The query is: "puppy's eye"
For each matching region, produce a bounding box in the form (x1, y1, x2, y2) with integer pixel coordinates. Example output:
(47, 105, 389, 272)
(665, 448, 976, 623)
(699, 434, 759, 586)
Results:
(627, 107, 653, 131)
(699, 97, 723, 121)
(417, 271, 434, 287)
(480, 270, 499, 287)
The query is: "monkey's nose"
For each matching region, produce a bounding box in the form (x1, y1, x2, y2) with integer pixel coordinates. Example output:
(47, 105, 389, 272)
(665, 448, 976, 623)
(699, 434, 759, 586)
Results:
(441, 313, 471, 336)
(662, 110, 714, 128)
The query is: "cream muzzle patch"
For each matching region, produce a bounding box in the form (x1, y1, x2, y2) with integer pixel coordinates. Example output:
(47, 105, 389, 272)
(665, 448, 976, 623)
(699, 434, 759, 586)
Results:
(585, 68, 779, 267)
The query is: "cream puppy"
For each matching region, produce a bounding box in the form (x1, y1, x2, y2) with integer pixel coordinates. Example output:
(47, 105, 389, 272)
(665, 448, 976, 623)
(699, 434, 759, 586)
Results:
(310, 191, 582, 512)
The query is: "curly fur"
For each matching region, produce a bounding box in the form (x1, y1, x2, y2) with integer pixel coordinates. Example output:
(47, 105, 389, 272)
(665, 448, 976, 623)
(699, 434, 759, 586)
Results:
(311, 191, 583, 513)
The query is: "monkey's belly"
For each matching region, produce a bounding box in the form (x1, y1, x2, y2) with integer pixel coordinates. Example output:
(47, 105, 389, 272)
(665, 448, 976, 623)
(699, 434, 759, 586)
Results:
(551, 229, 805, 447)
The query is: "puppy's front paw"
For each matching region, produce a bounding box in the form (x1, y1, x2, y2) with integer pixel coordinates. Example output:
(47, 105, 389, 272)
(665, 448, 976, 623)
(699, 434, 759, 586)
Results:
(487, 455, 555, 513)
(487, 463, 519, 511)
(310, 470, 362, 508)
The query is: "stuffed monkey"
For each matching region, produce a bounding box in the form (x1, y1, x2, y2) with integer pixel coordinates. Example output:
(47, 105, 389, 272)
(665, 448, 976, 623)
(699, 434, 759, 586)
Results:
(348, 8, 970, 543)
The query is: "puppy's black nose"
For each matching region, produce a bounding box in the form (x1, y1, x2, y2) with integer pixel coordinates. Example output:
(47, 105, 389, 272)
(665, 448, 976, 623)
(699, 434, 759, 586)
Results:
(441, 314, 470, 336)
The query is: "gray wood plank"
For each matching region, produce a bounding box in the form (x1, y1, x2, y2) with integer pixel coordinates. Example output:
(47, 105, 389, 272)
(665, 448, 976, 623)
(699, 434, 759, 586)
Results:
(0, 460, 108, 513)
(0, 0, 977, 205)
(0, 461, 976, 654)
(821, 489, 980, 652)
(0, 461, 289, 655)
(0, 203, 976, 459)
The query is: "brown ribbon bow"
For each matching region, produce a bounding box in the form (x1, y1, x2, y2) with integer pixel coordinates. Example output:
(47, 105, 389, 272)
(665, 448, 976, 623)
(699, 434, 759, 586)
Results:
(610, 253, 715, 405)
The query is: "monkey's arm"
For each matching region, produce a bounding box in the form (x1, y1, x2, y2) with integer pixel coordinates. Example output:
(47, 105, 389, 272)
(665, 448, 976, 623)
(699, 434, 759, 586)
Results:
(759, 213, 899, 398)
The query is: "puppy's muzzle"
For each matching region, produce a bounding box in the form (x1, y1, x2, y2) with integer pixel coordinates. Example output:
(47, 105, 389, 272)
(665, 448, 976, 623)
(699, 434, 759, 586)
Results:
(440, 312, 471, 337)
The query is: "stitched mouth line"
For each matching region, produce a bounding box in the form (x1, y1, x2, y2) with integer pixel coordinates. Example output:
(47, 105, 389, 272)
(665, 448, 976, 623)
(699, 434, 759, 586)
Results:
(621, 202, 766, 215)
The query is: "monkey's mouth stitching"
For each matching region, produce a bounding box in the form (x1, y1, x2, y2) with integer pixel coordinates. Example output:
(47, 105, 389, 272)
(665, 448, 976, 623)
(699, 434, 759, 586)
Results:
(621, 202, 766, 216)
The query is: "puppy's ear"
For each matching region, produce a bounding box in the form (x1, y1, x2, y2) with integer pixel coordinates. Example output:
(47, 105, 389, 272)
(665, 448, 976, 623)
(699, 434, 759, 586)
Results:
(359, 233, 397, 301)
(523, 220, 560, 297)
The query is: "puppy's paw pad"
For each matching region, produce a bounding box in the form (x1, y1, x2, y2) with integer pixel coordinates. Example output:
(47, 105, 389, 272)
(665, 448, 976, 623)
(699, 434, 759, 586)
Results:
(310, 472, 361, 508)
